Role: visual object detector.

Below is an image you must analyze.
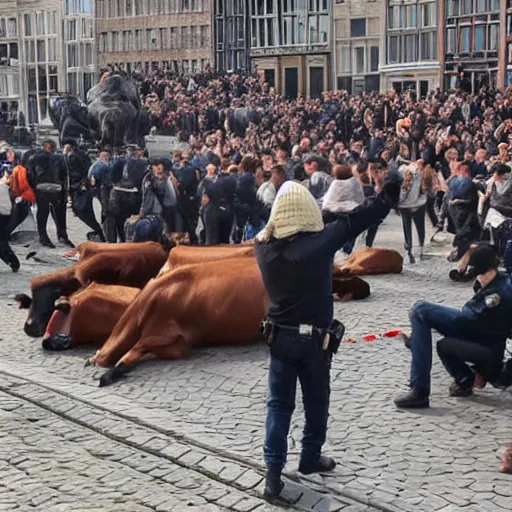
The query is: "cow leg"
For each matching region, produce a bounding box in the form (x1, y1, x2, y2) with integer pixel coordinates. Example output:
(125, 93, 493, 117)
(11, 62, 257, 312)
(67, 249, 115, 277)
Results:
(97, 334, 189, 387)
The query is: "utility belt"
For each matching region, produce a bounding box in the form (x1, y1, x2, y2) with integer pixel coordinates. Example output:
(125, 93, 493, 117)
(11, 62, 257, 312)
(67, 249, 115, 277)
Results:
(260, 319, 345, 354)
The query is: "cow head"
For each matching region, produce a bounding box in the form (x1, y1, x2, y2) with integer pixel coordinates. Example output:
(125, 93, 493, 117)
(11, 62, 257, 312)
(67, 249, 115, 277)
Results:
(16, 268, 80, 338)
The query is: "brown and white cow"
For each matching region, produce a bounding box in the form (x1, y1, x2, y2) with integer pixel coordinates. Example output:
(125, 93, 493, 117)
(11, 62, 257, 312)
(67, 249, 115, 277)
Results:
(88, 257, 268, 386)
(42, 283, 140, 350)
(334, 247, 403, 276)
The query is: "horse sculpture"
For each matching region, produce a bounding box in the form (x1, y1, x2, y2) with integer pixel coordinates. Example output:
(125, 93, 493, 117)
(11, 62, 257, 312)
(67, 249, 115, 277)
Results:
(87, 73, 149, 148)
(49, 73, 150, 149)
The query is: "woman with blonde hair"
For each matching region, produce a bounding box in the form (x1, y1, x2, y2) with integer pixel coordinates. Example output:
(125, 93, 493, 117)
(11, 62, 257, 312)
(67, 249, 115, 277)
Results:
(398, 159, 440, 263)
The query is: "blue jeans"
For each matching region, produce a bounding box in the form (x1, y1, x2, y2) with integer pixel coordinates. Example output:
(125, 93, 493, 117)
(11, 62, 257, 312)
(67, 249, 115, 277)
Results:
(409, 301, 467, 392)
(265, 329, 332, 474)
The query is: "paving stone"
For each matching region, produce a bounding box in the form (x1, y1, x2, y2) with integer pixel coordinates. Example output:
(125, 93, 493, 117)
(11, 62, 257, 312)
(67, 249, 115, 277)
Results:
(1, 211, 512, 512)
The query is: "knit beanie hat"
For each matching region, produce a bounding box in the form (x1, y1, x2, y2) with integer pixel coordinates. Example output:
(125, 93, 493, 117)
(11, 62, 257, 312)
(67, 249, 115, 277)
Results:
(256, 181, 324, 242)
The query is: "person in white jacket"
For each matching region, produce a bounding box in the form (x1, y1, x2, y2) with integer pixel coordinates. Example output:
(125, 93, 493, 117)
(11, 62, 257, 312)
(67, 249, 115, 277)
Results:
(322, 164, 366, 254)
(322, 164, 365, 215)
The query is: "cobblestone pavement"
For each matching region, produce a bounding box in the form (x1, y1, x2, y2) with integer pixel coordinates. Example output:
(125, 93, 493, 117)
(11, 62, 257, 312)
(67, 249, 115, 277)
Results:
(1, 205, 512, 511)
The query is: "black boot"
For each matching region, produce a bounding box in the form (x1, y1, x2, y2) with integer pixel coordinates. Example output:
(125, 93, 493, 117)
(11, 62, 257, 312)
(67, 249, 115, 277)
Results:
(449, 377, 474, 397)
(394, 388, 429, 408)
(58, 236, 75, 248)
(263, 472, 284, 502)
(39, 235, 55, 248)
(298, 455, 336, 475)
(493, 359, 512, 389)
(402, 333, 412, 350)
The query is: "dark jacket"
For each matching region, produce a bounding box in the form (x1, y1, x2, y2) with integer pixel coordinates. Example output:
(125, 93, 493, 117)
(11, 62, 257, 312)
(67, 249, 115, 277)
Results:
(459, 272, 512, 351)
(65, 150, 91, 191)
(255, 196, 391, 329)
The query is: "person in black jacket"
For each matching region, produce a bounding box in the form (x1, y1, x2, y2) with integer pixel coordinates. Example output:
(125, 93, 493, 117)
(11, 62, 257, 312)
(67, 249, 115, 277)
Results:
(255, 176, 401, 500)
(63, 140, 105, 242)
(109, 151, 148, 242)
(173, 151, 199, 244)
(202, 166, 237, 245)
(33, 140, 74, 248)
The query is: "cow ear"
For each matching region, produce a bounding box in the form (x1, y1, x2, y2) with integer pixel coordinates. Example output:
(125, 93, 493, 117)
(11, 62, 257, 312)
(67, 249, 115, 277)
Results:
(14, 294, 32, 309)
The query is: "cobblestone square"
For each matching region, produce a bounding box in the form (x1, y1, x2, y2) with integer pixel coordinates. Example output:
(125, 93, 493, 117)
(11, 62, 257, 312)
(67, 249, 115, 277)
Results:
(0, 208, 511, 511)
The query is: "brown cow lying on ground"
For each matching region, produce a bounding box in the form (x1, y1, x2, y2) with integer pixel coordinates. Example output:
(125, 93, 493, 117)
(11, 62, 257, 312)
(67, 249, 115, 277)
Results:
(334, 247, 403, 276)
(42, 284, 140, 350)
(88, 257, 268, 387)
(157, 244, 255, 276)
(16, 241, 167, 338)
(160, 245, 370, 299)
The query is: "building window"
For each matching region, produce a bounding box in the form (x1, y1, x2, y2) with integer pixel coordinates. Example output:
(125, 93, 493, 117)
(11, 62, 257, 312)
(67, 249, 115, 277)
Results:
(36, 13, 45, 36)
(24, 14, 32, 37)
(36, 40, 46, 62)
(340, 45, 350, 72)
(460, 25, 471, 51)
(112, 31, 119, 52)
(7, 18, 17, 37)
(48, 38, 57, 61)
(370, 46, 379, 72)
(68, 20, 77, 41)
(82, 19, 93, 39)
(67, 44, 78, 67)
(250, 0, 275, 48)
(388, 35, 400, 64)
(350, 19, 366, 38)
(445, 0, 500, 55)
(387, 0, 437, 64)
(354, 47, 364, 74)
(85, 43, 93, 65)
(99, 32, 107, 52)
(420, 31, 437, 60)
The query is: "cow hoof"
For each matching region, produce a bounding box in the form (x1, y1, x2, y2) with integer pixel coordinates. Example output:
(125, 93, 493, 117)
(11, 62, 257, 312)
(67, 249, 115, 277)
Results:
(42, 333, 71, 351)
(99, 363, 128, 387)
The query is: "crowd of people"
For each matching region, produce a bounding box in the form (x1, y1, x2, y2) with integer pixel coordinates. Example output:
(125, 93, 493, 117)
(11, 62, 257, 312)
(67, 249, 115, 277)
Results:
(1, 70, 512, 274)
(2, 70, 512, 497)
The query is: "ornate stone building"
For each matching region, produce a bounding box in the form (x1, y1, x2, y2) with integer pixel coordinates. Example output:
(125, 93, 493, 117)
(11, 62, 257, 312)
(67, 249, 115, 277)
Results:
(248, 0, 331, 98)
(381, 0, 440, 94)
(213, 0, 251, 72)
(333, 0, 382, 94)
(0, 0, 95, 126)
(95, 0, 212, 74)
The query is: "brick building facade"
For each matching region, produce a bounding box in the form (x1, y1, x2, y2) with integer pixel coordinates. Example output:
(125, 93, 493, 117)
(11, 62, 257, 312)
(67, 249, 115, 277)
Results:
(95, 0, 212, 74)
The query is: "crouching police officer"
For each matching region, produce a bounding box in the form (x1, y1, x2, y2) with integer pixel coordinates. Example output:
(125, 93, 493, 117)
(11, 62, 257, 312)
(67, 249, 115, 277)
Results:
(395, 244, 512, 409)
(254, 176, 401, 502)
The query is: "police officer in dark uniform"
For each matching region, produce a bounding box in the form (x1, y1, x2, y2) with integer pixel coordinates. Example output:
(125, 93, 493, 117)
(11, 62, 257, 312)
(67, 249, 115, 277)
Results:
(202, 165, 237, 245)
(254, 176, 401, 502)
(395, 244, 512, 408)
(109, 147, 147, 242)
(173, 151, 199, 244)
